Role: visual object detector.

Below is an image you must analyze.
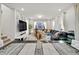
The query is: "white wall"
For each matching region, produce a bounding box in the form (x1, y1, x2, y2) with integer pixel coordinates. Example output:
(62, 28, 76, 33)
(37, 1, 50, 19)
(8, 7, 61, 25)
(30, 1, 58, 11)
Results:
(15, 10, 22, 37)
(52, 20, 55, 29)
(0, 4, 28, 40)
(53, 13, 64, 31)
(60, 13, 64, 31)
(0, 4, 1, 39)
(74, 4, 79, 41)
(15, 10, 29, 38)
(1, 4, 15, 41)
(71, 4, 79, 50)
(53, 6, 75, 32)
(46, 20, 52, 29)
(64, 6, 75, 31)
(54, 17, 61, 31)
(26, 18, 29, 36)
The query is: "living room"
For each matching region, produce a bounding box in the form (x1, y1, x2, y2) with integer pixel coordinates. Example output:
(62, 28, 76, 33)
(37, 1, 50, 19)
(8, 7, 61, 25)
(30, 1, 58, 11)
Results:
(0, 3, 79, 55)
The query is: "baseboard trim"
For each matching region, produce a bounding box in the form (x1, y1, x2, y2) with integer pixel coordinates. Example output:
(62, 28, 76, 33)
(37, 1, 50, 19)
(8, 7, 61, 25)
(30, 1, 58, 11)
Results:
(67, 44, 79, 53)
(0, 41, 14, 50)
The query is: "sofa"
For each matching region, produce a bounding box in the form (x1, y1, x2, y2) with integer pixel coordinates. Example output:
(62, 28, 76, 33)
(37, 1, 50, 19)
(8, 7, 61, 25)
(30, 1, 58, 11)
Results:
(50, 30, 75, 44)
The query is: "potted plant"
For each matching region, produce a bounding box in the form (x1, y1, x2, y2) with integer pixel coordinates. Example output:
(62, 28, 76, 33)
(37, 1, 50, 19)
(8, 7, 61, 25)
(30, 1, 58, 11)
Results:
(29, 24, 32, 34)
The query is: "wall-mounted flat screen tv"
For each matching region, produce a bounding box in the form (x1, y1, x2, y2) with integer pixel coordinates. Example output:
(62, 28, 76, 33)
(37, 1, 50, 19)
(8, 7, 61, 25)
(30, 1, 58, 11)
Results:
(18, 20, 27, 32)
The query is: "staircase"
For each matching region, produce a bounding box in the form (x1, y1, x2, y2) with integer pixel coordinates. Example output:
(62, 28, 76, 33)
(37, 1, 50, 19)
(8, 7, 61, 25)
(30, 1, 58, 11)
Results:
(0, 35, 12, 48)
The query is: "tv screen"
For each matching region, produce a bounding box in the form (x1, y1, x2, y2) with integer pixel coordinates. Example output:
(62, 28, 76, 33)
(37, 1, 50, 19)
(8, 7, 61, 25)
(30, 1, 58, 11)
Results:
(18, 20, 27, 32)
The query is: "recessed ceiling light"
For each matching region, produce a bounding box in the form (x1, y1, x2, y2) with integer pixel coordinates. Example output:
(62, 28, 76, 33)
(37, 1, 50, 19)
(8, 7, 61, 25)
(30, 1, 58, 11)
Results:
(38, 15, 42, 18)
(58, 9, 61, 12)
(21, 8, 24, 11)
(37, 15, 43, 18)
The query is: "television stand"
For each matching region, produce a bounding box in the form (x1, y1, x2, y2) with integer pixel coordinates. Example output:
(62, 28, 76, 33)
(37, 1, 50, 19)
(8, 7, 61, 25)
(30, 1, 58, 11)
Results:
(20, 38, 23, 41)
(15, 32, 27, 41)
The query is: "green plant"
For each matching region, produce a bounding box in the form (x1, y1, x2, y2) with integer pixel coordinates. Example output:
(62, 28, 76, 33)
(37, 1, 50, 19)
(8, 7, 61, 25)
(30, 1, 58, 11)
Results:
(29, 24, 32, 29)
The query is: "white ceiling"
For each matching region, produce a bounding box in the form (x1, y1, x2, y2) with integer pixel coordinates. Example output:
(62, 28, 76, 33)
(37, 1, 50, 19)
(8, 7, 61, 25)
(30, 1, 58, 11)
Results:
(4, 3, 73, 19)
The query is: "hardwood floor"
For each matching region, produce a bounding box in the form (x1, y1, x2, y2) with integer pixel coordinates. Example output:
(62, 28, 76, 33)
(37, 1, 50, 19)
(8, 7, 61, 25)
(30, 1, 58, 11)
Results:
(43, 43, 59, 55)
(52, 43, 79, 55)
(0, 35, 79, 55)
